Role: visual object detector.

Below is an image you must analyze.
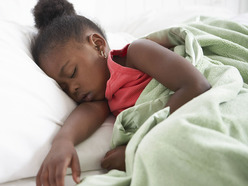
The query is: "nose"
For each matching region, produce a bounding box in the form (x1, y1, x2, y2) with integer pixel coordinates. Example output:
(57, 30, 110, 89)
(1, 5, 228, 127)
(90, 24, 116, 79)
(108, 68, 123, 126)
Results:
(69, 82, 79, 96)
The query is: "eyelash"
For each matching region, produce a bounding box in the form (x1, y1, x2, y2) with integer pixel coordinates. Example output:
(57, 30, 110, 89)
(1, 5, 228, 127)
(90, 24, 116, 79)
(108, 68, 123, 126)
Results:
(70, 67, 77, 78)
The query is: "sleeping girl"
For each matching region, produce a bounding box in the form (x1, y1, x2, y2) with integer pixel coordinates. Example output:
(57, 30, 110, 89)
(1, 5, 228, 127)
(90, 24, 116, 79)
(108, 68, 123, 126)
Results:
(31, 0, 211, 185)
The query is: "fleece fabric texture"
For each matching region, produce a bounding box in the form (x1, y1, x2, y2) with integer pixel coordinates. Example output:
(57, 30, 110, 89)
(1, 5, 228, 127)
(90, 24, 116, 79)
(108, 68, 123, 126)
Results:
(78, 17, 248, 186)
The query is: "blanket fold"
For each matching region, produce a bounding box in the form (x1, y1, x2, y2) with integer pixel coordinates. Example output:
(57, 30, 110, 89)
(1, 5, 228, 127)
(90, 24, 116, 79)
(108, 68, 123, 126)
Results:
(78, 17, 248, 186)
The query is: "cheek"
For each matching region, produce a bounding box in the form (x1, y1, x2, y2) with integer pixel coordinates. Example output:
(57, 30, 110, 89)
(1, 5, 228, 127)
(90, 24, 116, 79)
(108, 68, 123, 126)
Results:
(78, 61, 100, 81)
(40, 63, 59, 80)
(77, 67, 95, 88)
(81, 68, 105, 94)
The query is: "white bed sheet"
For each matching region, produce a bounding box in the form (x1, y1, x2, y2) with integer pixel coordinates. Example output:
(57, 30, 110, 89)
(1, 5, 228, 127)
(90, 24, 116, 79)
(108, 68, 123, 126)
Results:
(1, 170, 107, 186)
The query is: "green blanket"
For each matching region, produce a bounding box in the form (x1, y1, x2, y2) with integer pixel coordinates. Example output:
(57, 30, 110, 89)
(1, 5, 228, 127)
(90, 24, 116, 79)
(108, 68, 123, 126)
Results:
(78, 17, 248, 186)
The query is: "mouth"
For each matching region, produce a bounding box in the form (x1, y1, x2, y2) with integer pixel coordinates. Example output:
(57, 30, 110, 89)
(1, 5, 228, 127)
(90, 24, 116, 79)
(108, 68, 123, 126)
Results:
(79, 92, 93, 103)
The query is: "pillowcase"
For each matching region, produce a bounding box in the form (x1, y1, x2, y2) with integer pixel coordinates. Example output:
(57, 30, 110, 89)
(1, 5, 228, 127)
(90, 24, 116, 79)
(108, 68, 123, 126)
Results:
(0, 20, 125, 183)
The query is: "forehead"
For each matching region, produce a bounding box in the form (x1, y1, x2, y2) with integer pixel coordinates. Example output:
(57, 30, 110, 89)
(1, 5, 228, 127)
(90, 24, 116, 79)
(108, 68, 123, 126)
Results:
(39, 40, 83, 77)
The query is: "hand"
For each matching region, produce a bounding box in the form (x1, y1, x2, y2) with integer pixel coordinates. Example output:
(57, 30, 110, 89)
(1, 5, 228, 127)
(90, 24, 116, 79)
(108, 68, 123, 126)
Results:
(36, 140, 81, 186)
(101, 145, 126, 171)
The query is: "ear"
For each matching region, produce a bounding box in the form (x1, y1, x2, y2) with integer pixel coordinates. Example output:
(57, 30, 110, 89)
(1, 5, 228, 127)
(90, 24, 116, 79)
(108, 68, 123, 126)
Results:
(88, 33, 107, 52)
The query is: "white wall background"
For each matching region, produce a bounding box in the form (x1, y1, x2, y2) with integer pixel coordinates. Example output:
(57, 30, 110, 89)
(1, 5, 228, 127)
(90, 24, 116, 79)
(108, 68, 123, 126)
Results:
(71, 0, 248, 36)
(0, 0, 247, 37)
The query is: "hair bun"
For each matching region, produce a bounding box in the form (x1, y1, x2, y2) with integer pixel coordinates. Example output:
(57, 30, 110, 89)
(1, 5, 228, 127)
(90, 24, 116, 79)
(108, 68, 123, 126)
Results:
(33, 0, 76, 30)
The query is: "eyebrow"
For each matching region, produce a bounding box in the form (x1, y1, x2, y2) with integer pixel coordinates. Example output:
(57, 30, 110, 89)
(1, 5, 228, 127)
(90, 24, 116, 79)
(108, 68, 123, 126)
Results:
(59, 61, 70, 76)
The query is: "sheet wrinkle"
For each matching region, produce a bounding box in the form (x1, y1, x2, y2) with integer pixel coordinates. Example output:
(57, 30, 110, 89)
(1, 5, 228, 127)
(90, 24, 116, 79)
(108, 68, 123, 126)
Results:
(78, 17, 248, 186)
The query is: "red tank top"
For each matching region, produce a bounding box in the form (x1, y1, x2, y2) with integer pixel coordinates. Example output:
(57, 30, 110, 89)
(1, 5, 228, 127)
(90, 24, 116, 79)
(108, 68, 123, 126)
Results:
(105, 44, 152, 116)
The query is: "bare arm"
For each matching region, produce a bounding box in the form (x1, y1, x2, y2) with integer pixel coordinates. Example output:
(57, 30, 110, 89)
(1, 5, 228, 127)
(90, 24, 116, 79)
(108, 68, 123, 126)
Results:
(37, 100, 109, 186)
(53, 100, 110, 145)
(101, 39, 211, 172)
(127, 39, 211, 114)
(102, 39, 211, 173)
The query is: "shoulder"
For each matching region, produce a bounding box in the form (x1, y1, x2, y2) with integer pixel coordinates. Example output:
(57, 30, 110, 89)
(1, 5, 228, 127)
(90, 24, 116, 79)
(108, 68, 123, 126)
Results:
(126, 39, 159, 68)
(127, 39, 155, 56)
(127, 38, 172, 61)
(126, 38, 173, 70)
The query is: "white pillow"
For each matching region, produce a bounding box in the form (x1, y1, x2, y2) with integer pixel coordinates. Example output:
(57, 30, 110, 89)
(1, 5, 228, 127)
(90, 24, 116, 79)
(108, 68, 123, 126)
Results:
(0, 20, 119, 183)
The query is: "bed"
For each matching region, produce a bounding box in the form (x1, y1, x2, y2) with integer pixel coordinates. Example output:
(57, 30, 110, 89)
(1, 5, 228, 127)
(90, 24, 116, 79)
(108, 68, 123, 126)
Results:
(0, 0, 248, 185)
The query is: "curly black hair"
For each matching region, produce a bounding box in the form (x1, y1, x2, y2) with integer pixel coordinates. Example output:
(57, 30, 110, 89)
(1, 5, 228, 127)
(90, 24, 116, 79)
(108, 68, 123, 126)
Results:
(33, 0, 76, 30)
(31, 0, 106, 66)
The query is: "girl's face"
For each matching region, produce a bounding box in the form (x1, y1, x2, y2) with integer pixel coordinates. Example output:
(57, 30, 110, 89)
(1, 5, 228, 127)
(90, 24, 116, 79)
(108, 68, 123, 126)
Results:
(40, 33, 110, 103)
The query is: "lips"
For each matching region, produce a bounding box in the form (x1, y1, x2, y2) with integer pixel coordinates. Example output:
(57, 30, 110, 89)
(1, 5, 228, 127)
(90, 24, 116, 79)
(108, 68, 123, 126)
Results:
(79, 92, 93, 102)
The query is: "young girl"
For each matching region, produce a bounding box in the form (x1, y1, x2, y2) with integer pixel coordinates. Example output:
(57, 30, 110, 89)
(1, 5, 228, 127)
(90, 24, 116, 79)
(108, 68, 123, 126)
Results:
(32, 0, 211, 185)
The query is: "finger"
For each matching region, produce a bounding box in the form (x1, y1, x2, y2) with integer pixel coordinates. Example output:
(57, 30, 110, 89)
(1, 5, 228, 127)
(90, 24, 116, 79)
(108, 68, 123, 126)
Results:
(71, 153, 81, 184)
(104, 149, 116, 157)
(36, 165, 43, 186)
(101, 156, 111, 170)
(101, 146, 126, 171)
(40, 167, 50, 186)
(55, 159, 70, 186)
(55, 169, 65, 186)
(48, 165, 56, 186)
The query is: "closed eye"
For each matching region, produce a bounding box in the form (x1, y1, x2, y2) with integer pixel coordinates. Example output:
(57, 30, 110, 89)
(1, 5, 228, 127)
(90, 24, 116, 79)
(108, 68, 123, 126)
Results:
(70, 67, 77, 78)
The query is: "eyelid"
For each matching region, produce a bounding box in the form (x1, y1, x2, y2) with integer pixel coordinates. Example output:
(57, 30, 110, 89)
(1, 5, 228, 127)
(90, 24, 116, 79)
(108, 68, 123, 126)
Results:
(70, 66, 77, 78)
